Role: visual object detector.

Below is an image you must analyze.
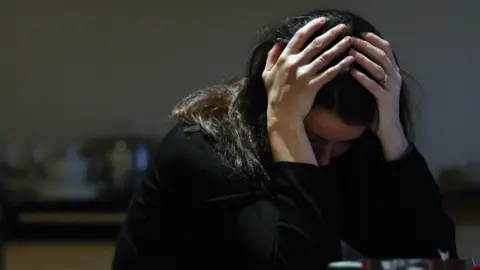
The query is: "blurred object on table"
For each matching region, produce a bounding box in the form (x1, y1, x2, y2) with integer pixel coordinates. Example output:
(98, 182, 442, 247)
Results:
(328, 259, 470, 270)
(0, 135, 158, 208)
(438, 163, 480, 193)
(438, 166, 469, 192)
(80, 135, 157, 201)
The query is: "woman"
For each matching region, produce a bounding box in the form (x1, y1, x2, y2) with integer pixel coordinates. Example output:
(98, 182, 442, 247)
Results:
(112, 9, 458, 270)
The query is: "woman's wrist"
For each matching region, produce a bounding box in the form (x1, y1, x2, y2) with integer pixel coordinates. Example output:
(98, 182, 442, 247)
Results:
(267, 113, 317, 165)
(377, 123, 410, 161)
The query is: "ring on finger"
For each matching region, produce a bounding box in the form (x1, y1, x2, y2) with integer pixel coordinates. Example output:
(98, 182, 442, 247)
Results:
(312, 38, 324, 48)
(379, 73, 388, 85)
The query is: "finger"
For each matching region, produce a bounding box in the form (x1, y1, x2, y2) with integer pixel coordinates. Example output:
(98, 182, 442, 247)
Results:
(282, 17, 326, 56)
(265, 42, 283, 72)
(307, 35, 353, 74)
(310, 56, 354, 89)
(349, 49, 386, 83)
(350, 68, 384, 98)
(361, 32, 398, 67)
(298, 24, 348, 64)
(352, 38, 396, 75)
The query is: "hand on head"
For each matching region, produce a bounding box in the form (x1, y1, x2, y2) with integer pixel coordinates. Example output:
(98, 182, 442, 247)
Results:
(263, 17, 354, 125)
(264, 16, 409, 162)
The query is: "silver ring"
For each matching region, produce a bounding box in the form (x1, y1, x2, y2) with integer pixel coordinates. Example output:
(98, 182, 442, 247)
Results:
(379, 73, 388, 85)
(311, 38, 324, 48)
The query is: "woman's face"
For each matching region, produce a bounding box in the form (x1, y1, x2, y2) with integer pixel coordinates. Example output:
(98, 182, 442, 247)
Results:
(304, 107, 366, 166)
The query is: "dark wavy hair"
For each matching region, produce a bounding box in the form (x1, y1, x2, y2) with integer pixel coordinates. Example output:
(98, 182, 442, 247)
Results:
(171, 9, 414, 185)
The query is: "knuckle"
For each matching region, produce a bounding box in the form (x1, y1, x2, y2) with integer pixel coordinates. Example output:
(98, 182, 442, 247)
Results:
(276, 55, 287, 65)
(332, 43, 344, 52)
(316, 55, 326, 65)
(311, 37, 324, 48)
(376, 67, 385, 76)
(261, 71, 268, 80)
(283, 57, 299, 69)
(322, 52, 333, 61)
(297, 69, 309, 80)
(367, 79, 376, 88)
(378, 51, 388, 60)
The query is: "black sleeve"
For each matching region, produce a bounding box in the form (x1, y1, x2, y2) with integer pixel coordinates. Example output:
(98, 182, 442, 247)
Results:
(112, 127, 343, 269)
(236, 162, 342, 269)
(366, 145, 458, 259)
(111, 149, 183, 270)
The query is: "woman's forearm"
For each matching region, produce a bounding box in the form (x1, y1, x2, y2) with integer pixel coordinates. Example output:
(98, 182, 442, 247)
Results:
(267, 115, 317, 166)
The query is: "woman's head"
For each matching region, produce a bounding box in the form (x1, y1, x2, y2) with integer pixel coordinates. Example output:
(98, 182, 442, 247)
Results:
(172, 9, 413, 179)
(239, 9, 412, 165)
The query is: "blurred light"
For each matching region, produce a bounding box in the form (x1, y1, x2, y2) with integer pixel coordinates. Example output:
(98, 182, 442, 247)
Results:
(136, 144, 148, 171)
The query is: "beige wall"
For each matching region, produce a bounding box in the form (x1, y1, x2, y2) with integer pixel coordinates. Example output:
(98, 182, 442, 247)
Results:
(2, 0, 480, 178)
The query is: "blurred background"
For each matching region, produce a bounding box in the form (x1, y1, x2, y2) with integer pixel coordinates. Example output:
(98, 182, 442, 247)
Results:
(1, 0, 479, 269)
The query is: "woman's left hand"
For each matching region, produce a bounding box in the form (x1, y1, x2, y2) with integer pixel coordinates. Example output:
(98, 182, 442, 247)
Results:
(349, 33, 409, 161)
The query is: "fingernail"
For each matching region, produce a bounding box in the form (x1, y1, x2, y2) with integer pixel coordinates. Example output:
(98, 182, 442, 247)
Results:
(318, 17, 326, 23)
(349, 48, 355, 55)
(360, 32, 367, 37)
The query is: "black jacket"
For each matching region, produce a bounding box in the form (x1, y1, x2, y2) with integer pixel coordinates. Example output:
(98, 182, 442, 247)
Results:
(112, 123, 457, 270)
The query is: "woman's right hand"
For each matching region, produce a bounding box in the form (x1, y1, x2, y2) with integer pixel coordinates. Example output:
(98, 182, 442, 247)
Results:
(263, 18, 354, 164)
(263, 17, 354, 125)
